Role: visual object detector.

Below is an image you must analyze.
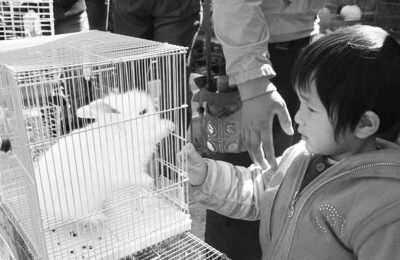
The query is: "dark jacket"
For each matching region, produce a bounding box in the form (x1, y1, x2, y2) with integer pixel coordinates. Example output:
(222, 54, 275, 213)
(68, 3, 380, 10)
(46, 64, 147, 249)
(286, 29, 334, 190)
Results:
(53, 0, 87, 20)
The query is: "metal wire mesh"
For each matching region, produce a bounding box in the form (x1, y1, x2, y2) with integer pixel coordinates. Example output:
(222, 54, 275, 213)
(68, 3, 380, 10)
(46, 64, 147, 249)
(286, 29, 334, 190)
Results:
(373, 0, 400, 41)
(0, 31, 198, 260)
(0, 0, 54, 40)
(0, 205, 35, 260)
(320, 0, 400, 41)
(121, 232, 230, 260)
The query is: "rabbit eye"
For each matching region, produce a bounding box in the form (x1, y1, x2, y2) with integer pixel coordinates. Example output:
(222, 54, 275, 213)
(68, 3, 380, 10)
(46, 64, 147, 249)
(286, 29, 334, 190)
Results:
(139, 109, 147, 115)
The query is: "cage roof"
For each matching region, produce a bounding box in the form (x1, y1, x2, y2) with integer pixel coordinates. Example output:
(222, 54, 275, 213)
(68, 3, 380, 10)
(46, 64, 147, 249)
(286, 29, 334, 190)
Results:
(0, 30, 187, 73)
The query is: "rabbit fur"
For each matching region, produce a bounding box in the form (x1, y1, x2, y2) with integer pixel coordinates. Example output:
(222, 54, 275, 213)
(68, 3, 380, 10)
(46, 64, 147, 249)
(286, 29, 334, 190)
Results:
(35, 89, 175, 228)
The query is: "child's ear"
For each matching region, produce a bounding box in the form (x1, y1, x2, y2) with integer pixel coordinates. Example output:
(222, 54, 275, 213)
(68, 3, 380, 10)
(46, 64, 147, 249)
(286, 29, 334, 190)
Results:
(355, 111, 380, 139)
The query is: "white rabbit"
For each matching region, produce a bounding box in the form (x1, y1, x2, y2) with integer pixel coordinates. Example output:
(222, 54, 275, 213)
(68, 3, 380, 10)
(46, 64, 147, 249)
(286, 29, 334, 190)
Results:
(35, 89, 175, 228)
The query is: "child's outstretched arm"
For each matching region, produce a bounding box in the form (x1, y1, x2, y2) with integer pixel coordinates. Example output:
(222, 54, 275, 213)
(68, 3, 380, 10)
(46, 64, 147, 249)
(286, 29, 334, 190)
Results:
(178, 142, 277, 220)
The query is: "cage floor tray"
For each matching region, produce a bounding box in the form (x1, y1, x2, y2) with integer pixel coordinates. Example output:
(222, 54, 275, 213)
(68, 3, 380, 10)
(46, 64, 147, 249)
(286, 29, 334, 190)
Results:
(124, 232, 229, 260)
(42, 185, 191, 260)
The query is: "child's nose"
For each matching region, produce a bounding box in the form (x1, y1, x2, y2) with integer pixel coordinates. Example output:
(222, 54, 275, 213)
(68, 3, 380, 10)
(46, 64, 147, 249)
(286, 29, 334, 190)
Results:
(294, 110, 302, 125)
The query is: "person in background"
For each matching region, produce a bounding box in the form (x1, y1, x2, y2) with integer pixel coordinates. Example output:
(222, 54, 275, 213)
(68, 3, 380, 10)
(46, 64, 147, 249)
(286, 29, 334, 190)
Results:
(111, 0, 202, 127)
(52, 0, 90, 134)
(53, 0, 89, 35)
(182, 25, 400, 260)
(85, 0, 109, 31)
(203, 1, 326, 259)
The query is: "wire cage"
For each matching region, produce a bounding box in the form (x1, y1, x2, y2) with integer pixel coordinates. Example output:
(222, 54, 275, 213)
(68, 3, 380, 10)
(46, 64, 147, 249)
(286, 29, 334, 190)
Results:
(0, 0, 54, 41)
(0, 31, 226, 260)
(121, 232, 228, 260)
(319, 0, 400, 42)
(373, 0, 400, 41)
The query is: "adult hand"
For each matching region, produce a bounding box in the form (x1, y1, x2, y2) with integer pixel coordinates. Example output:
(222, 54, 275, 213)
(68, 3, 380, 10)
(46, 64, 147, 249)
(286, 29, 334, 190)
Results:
(241, 90, 293, 169)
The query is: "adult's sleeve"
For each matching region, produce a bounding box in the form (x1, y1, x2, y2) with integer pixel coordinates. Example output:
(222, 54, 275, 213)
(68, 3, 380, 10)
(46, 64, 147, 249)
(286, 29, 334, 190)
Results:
(212, 0, 276, 99)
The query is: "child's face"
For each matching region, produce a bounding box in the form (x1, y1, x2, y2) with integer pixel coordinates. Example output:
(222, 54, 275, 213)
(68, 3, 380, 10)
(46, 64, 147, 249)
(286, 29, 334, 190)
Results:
(294, 82, 356, 161)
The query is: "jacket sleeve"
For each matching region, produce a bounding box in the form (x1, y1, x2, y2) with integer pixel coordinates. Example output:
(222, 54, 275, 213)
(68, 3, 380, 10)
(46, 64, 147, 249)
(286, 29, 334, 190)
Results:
(191, 158, 275, 220)
(212, 0, 276, 99)
(350, 173, 400, 259)
(356, 220, 400, 259)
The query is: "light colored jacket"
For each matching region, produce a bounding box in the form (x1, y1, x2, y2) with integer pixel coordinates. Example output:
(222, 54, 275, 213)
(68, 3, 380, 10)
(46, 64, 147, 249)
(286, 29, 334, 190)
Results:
(212, 0, 326, 99)
(192, 139, 400, 259)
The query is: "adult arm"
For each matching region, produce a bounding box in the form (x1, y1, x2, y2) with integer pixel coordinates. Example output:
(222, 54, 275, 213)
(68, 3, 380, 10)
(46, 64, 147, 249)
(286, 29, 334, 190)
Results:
(212, 0, 293, 169)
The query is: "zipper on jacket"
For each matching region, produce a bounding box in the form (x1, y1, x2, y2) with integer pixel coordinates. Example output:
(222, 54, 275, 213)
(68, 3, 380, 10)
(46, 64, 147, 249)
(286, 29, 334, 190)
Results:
(268, 154, 311, 259)
(287, 190, 300, 218)
(271, 159, 338, 260)
(287, 154, 329, 218)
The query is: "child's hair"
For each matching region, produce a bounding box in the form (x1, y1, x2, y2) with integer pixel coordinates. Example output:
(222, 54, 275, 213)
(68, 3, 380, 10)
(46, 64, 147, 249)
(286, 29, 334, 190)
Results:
(291, 25, 400, 139)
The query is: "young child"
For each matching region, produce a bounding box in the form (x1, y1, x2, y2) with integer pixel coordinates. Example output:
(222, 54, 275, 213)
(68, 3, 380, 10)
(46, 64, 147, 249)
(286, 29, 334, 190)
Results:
(181, 25, 400, 259)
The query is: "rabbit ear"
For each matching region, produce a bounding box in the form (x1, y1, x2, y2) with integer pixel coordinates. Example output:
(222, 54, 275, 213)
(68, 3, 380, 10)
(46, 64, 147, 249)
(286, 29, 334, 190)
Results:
(77, 100, 121, 119)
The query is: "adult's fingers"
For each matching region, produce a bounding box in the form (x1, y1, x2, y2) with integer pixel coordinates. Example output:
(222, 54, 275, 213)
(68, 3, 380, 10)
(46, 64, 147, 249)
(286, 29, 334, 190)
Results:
(272, 93, 294, 136)
(248, 131, 268, 169)
(260, 128, 277, 169)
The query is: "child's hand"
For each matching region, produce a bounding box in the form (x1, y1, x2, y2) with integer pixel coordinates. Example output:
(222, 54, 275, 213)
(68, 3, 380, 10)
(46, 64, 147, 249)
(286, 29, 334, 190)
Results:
(177, 143, 207, 186)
